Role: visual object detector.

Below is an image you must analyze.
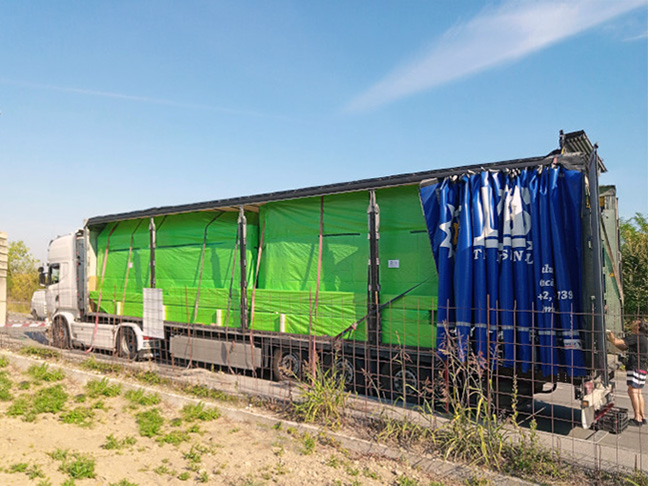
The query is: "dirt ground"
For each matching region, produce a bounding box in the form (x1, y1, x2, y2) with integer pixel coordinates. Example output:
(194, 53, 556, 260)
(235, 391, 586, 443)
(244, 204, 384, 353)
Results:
(0, 356, 461, 486)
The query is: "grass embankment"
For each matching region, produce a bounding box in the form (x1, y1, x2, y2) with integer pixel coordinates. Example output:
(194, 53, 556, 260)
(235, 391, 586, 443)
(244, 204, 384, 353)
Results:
(0, 349, 451, 486)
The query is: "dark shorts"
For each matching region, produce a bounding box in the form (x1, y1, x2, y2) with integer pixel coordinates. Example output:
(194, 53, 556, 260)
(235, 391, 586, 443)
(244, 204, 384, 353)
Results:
(627, 369, 647, 389)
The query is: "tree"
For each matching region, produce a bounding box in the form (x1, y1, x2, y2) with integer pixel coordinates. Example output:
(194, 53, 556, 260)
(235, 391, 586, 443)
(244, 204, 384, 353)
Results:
(620, 213, 648, 318)
(7, 241, 39, 304)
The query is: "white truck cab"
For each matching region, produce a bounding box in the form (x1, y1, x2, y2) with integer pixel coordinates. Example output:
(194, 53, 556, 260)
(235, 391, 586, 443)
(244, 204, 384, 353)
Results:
(39, 230, 160, 359)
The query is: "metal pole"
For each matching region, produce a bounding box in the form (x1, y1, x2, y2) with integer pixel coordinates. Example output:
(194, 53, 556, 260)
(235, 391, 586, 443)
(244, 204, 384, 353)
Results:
(149, 217, 156, 288)
(367, 190, 381, 346)
(238, 207, 248, 330)
(586, 147, 608, 387)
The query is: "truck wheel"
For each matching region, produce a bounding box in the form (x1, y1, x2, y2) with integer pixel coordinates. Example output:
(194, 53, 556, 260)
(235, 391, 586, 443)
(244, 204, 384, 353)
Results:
(117, 327, 138, 360)
(272, 347, 301, 381)
(31, 310, 39, 320)
(381, 362, 419, 402)
(51, 318, 70, 349)
(333, 358, 355, 388)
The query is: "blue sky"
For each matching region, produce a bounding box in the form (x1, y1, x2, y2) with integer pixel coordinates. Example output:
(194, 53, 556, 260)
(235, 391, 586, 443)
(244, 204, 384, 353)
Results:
(1, 0, 646, 262)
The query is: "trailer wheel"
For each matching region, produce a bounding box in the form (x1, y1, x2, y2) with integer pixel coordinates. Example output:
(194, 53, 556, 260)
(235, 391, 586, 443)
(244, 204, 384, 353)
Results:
(394, 368, 419, 400)
(51, 318, 70, 349)
(272, 348, 301, 381)
(381, 362, 419, 402)
(117, 327, 138, 360)
(333, 358, 355, 388)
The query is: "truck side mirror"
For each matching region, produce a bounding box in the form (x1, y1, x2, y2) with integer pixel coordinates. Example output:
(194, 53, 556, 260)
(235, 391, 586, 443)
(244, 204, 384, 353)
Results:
(38, 267, 46, 286)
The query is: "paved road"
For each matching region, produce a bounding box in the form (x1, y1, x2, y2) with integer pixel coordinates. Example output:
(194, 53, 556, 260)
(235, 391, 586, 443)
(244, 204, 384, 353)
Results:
(2, 313, 647, 471)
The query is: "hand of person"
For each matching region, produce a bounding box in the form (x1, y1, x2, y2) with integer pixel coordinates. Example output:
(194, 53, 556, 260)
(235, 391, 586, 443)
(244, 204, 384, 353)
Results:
(607, 330, 614, 342)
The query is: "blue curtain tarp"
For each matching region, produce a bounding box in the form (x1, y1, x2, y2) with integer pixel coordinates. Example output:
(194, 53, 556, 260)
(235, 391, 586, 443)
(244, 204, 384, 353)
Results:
(420, 167, 586, 377)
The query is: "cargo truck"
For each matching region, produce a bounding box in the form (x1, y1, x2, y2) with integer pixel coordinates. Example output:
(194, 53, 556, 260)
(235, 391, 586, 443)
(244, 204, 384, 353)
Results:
(39, 130, 619, 428)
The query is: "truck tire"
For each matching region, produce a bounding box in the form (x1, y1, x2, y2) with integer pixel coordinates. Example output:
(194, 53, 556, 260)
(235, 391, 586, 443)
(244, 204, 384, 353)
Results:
(272, 347, 301, 382)
(51, 318, 70, 349)
(335, 358, 355, 387)
(117, 327, 138, 360)
(381, 362, 419, 403)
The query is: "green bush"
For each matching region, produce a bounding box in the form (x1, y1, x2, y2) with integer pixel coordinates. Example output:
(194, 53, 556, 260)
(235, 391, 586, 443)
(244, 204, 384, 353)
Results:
(293, 365, 348, 429)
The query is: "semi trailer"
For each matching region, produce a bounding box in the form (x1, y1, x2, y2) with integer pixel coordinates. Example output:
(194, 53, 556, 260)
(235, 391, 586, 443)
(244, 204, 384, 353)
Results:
(39, 130, 620, 428)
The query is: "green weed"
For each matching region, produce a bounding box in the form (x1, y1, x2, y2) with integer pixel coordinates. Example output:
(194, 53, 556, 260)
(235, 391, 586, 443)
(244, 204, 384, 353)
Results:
(181, 383, 240, 403)
(0, 370, 13, 401)
(49, 448, 69, 461)
(362, 467, 380, 480)
(183, 444, 209, 464)
(80, 357, 123, 374)
(59, 452, 96, 479)
(19, 346, 60, 359)
(27, 464, 46, 479)
(0, 356, 9, 367)
(61, 407, 95, 427)
(8, 462, 29, 473)
(8, 384, 68, 421)
(325, 455, 340, 468)
(181, 402, 221, 422)
(124, 388, 160, 406)
(109, 480, 139, 486)
(103, 433, 137, 450)
(27, 363, 65, 382)
(85, 377, 121, 398)
(395, 475, 420, 486)
(136, 408, 164, 437)
(503, 419, 568, 480)
(178, 471, 190, 481)
(153, 464, 173, 475)
(300, 433, 316, 455)
(157, 430, 190, 446)
(134, 370, 170, 386)
(293, 365, 348, 429)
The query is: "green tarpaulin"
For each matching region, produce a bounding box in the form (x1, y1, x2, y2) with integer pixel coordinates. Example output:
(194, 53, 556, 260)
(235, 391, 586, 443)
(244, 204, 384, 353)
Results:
(89, 185, 438, 348)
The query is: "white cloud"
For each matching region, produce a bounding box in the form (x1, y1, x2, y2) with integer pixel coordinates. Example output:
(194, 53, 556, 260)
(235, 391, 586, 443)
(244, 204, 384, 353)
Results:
(625, 29, 648, 42)
(0, 78, 289, 120)
(345, 0, 647, 112)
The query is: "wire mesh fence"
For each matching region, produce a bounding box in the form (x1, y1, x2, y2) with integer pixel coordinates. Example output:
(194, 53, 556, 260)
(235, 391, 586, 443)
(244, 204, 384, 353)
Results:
(2, 297, 647, 482)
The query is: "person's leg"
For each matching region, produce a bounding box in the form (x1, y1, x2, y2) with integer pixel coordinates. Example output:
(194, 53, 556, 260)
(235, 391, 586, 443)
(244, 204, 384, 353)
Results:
(628, 385, 642, 422)
(639, 390, 646, 422)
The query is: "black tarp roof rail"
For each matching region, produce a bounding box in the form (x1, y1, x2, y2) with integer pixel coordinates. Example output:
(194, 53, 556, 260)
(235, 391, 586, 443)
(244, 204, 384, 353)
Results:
(86, 151, 591, 226)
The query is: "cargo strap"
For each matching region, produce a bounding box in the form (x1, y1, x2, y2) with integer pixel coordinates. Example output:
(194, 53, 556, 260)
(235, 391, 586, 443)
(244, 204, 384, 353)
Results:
(86, 223, 118, 354)
(192, 213, 224, 323)
(120, 220, 144, 320)
(334, 277, 431, 341)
